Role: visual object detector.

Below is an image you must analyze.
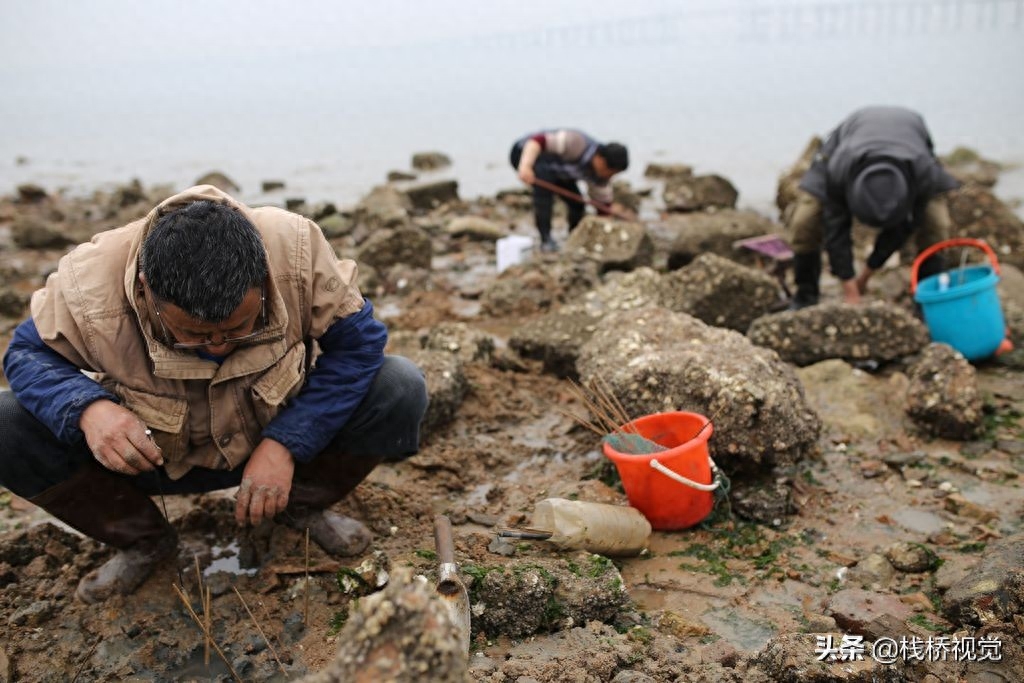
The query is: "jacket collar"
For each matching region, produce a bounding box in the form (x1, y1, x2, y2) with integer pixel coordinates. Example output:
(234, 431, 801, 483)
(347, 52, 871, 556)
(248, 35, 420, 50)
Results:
(122, 185, 290, 380)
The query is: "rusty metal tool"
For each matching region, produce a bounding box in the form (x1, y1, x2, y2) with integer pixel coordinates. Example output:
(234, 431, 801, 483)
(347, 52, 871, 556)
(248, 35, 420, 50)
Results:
(433, 515, 471, 654)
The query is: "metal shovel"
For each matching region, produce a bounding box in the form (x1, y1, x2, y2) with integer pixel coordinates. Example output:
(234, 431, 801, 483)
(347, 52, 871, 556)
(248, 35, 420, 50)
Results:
(433, 515, 471, 654)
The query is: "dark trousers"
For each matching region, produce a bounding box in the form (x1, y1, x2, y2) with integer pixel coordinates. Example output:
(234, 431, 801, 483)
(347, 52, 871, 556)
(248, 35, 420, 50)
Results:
(0, 355, 428, 501)
(510, 144, 586, 242)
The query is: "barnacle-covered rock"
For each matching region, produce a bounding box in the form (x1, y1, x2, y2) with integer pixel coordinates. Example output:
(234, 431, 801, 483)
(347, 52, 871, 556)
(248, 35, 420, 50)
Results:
(577, 306, 821, 475)
(904, 343, 983, 440)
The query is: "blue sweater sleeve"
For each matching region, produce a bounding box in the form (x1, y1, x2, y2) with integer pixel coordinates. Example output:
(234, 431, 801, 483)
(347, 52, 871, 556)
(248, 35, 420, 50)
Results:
(3, 318, 119, 444)
(261, 299, 387, 462)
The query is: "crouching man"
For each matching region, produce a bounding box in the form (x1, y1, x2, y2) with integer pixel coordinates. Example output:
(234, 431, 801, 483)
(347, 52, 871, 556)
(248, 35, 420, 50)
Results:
(0, 185, 428, 603)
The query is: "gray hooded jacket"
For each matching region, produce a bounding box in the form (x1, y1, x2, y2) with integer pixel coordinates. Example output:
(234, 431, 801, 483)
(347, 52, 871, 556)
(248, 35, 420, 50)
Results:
(799, 106, 959, 280)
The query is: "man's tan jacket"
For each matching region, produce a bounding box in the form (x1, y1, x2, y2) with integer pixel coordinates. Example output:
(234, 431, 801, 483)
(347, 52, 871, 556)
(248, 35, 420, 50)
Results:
(31, 185, 364, 479)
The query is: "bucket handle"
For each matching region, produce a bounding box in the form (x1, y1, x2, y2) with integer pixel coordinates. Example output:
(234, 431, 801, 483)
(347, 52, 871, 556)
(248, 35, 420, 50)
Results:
(910, 238, 1000, 294)
(650, 459, 721, 492)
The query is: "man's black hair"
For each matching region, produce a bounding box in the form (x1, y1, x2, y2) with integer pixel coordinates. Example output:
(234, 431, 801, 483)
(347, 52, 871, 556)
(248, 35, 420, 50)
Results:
(140, 200, 268, 322)
(597, 142, 629, 172)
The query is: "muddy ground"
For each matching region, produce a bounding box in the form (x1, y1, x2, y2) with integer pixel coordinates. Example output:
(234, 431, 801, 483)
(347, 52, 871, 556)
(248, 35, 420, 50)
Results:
(0, 163, 1022, 682)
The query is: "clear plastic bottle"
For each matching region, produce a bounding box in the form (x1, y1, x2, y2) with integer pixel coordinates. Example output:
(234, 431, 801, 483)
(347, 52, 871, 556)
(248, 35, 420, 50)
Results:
(531, 498, 652, 556)
(938, 272, 950, 291)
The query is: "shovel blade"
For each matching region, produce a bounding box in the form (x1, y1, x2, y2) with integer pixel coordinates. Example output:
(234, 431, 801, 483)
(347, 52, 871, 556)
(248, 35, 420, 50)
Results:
(434, 515, 472, 652)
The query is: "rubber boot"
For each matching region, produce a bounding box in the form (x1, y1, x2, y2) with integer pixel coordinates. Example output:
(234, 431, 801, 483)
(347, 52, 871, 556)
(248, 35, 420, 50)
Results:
(29, 462, 177, 604)
(279, 450, 386, 557)
(789, 252, 822, 310)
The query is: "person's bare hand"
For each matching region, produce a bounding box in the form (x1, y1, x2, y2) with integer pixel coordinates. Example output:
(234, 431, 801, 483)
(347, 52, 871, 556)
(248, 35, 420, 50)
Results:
(80, 399, 163, 475)
(235, 438, 294, 526)
(518, 166, 536, 186)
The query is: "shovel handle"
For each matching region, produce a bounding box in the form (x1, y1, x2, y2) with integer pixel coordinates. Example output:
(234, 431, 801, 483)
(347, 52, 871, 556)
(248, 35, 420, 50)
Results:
(434, 515, 456, 566)
(530, 177, 634, 221)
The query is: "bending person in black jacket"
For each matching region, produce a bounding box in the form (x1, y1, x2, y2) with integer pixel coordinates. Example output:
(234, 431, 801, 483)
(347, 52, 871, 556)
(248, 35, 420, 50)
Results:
(787, 106, 959, 309)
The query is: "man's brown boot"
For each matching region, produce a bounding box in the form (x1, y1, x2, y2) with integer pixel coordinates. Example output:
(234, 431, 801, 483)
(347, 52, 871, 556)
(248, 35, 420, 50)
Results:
(282, 448, 384, 557)
(75, 533, 178, 603)
(29, 462, 177, 603)
(283, 509, 371, 556)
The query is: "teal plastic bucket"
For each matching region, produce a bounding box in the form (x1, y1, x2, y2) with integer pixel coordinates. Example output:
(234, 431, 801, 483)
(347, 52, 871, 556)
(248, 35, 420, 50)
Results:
(911, 239, 1006, 361)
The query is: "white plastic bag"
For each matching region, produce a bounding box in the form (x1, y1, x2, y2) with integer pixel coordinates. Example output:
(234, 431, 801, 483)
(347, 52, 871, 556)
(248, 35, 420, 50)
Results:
(496, 234, 534, 273)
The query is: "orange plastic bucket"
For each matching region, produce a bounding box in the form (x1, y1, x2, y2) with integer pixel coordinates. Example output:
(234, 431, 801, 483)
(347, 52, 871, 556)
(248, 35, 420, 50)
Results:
(602, 411, 716, 530)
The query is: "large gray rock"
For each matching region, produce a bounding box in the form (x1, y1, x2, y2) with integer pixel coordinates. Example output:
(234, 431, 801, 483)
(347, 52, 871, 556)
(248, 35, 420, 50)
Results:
(775, 136, 821, 220)
(643, 162, 693, 180)
(904, 343, 983, 440)
(405, 180, 459, 211)
(576, 307, 821, 474)
(661, 253, 783, 332)
(506, 269, 667, 375)
(795, 359, 908, 440)
(356, 226, 432, 272)
(16, 183, 48, 203)
(316, 213, 355, 239)
(0, 287, 28, 318)
(664, 209, 779, 270)
(942, 533, 1024, 627)
(940, 146, 1002, 187)
(353, 184, 413, 230)
(575, 268, 665, 317)
(381, 263, 431, 296)
(729, 478, 793, 524)
(467, 553, 629, 639)
(948, 182, 1024, 269)
(493, 624, 640, 683)
(827, 589, 914, 635)
(12, 217, 73, 249)
(747, 302, 930, 367)
(297, 569, 468, 683)
(997, 262, 1024, 344)
(424, 322, 495, 365)
(193, 171, 240, 193)
(564, 216, 654, 273)
(961, 626, 1024, 683)
(410, 151, 452, 171)
(106, 178, 148, 210)
(754, 632, 905, 683)
(611, 180, 643, 214)
(387, 169, 417, 182)
(480, 260, 602, 318)
(508, 309, 600, 378)
(480, 271, 560, 317)
(443, 216, 505, 241)
(0, 643, 11, 683)
(663, 174, 738, 212)
(403, 349, 467, 437)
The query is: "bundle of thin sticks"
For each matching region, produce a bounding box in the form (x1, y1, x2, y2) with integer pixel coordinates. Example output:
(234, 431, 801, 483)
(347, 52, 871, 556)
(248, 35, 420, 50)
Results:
(561, 376, 666, 454)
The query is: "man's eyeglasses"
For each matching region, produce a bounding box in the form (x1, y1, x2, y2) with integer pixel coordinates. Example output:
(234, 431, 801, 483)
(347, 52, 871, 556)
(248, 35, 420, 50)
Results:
(151, 287, 267, 350)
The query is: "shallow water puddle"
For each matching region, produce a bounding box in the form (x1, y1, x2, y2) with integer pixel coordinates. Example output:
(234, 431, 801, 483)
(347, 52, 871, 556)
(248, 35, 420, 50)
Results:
(203, 541, 258, 577)
(889, 507, 949, 535)
(172, 645, 232, 679)
(699, 608, 776, 652)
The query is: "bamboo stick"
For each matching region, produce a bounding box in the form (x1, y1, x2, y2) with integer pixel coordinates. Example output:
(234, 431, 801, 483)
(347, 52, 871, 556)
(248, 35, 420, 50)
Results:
(232, 587, 288, 676)
(172, 584, 243, 682)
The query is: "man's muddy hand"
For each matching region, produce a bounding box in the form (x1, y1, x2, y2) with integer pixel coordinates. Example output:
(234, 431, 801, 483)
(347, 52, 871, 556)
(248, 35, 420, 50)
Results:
(235, 438, 294, 526)
(80, 399, 163, 474)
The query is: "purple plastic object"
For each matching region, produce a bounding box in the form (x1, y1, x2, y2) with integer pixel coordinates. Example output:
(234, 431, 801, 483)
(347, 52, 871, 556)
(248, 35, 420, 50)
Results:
(734, 235, 794, 261)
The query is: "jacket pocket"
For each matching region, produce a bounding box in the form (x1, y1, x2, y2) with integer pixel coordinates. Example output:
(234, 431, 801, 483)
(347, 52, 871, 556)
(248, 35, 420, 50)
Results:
(113, 385, 189, 463)
(250, 342, 306, 427)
